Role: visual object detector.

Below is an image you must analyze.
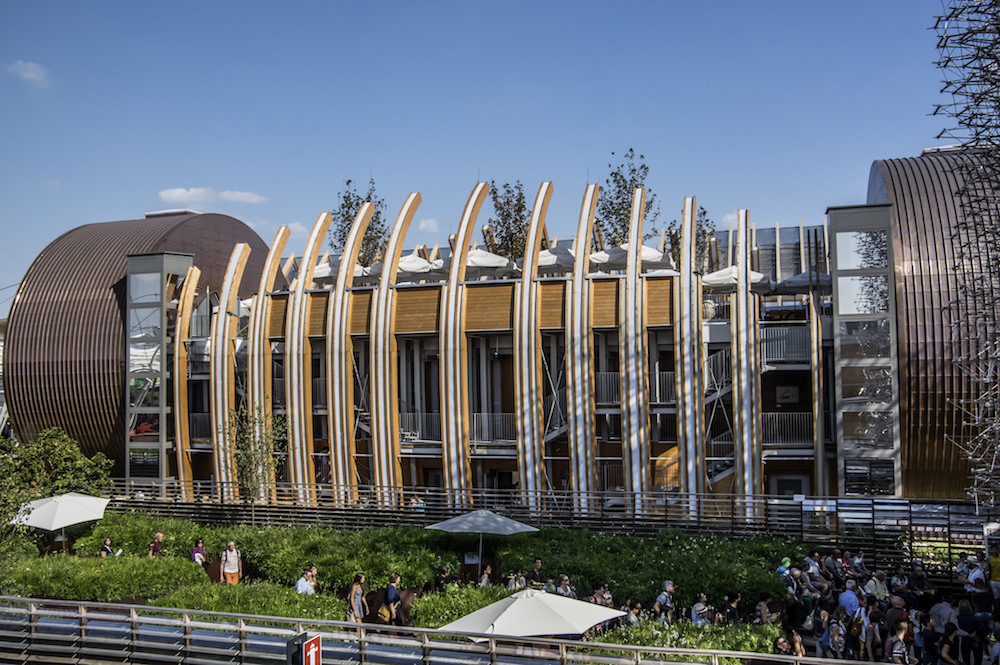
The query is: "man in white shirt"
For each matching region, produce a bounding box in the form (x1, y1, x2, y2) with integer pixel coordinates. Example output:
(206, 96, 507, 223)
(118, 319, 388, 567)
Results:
(296, 567, 314, 595)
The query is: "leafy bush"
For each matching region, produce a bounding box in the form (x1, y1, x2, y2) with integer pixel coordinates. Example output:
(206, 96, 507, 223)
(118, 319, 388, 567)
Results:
(596, 620, 782, 656)
(494, 528, 799, 611)
(410, 583, 511, 628)
(152, 581, 347, 623)
(1, 554, 209, 602)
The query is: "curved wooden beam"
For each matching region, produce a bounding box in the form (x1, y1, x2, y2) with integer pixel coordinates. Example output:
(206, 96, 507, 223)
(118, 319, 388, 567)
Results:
(675, 196, 706, 506)
(566, 184, 600, 512)
(286, 212, 333, 502)
(173, 265, 201, 499)
(440, 182, 490, 495)
(619, 189, 651, 503)
(247, 226, 290, 501)
(370, 193, 422, 501)
(210, 243, 251, 502)
(733, 209, 762, 502)
(514, 182, 553, 508)
(328, 202, 376, 503)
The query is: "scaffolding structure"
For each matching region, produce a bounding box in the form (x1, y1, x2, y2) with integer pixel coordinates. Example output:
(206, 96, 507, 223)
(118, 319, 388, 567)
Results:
(935, 1, 1000, 508)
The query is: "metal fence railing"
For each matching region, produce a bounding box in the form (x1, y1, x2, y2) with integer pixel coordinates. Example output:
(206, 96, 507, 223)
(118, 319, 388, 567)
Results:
(0, 596, 857, 665)
(100, 479, 995, 575)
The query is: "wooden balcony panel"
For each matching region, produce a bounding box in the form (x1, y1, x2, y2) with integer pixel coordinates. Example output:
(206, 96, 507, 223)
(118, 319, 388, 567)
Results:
(466, 283, 514, 331)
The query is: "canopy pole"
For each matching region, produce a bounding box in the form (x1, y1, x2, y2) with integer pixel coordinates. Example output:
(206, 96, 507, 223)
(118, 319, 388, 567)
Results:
(478, 533, 483, 579)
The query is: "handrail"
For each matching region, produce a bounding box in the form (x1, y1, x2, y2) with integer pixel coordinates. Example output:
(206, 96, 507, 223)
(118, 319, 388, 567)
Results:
(0, 596, 857, 665)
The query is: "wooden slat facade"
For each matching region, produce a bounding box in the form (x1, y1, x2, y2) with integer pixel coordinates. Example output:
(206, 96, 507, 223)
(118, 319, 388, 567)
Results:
(395, 287, 441, 333)
(350, 290, 373, 335)
(538, 281, 565, 329)
(591, 279, 619, 328)
(466, 283, 515, 331)
(268, 294, 288, 338)
(645, 277, 674, 326)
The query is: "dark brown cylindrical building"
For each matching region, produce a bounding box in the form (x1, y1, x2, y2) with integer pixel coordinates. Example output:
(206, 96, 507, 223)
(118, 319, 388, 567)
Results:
(3, 211, 269, 472)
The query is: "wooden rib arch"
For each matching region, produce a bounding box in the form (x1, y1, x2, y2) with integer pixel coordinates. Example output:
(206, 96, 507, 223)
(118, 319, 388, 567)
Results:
(514, 182, 553, 507)
(440, 182, 490, 495)
(247, 226, 290, 501)
(210, 243, 251, 502)
(566, 184, 600, 513)
(328, 203, 375, 504)
(619, 188, 652, 504)
(286, 212, 333, 502)
(370, 193, 422, 501)
(173, 265, 201, 498)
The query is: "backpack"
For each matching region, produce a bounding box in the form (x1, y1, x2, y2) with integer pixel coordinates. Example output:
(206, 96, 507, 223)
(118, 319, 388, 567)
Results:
(819, 626, 832, 652)
(885, 636, 898, 663)
(850, 610, 865, 637)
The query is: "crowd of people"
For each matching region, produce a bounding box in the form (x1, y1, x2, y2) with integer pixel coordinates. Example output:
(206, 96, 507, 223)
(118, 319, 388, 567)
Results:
(776, 548, 1000, 663)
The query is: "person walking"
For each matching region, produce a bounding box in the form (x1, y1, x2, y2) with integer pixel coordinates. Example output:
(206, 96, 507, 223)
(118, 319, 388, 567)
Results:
(385, 573, 403, 626)
(348, 573, 369, 623)
(220, 541, 242, 585)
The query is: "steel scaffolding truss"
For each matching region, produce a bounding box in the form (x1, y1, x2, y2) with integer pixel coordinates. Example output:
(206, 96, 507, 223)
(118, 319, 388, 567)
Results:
(935, 1, 1000, 507)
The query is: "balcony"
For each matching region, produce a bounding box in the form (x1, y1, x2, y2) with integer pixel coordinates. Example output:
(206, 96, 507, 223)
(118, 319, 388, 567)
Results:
(399, 412, 441, 443)
(470, 413, 516, 443)
(762, 412, 813, 446)
(651, 372, 676, 403)
(595, 372, 620, 404)
(761, 324, 810, 363)
(189, 413, 212, 441)
(311, 378, 327, 406)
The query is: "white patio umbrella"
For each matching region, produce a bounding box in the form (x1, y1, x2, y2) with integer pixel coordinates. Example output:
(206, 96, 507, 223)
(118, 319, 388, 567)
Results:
(425, 509, 537, 577)
(13, 492, 110, 541)
(517, 245, 578, 275)
(464, 248, 518, 279)
(590, 243, 676, 272)
(772, 269, 832, 295)
(702, 265, 773, 294)
(439, 588, 625, 639)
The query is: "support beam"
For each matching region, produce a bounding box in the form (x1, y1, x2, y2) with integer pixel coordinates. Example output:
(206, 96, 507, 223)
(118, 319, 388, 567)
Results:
(173, 265, 201, 499)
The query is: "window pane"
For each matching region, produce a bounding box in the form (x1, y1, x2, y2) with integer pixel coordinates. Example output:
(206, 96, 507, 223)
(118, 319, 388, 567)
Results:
(843, 411, 894, 449)
(840, 320, 891, 359)
(129, 273, 161, 304)
(129, 342, 161, 373)
(130, 376, 161, 408)
(130, 307, 161, 339)
(844, 459, 895, 495)
(840, 366, 893, 403)
(129, 413, 160, 442)
(129, 448, 160, 477)
(836, 231, 888, 270)
(838, 276, 889, 314)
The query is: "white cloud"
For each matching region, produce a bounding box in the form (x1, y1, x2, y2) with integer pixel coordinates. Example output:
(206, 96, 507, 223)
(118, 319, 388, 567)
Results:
(220, 190, 267, 204)
(287, 222, 310, 238)
(417, 218, 439, 233)
(6, 60, 49, 88)
(158, 187, 214, 205)
(158, 186, 267, 207)
(721, 211, 738, 229)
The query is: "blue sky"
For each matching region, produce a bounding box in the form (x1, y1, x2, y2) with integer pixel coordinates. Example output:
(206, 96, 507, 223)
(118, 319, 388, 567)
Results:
(0, 1, 948, 318)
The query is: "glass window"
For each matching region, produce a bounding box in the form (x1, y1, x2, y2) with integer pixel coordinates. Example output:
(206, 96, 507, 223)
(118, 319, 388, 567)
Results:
(838, 275, 890, 315)
(840, 366, 893, 403)
(129, 272, 161, 305)
(836, 231, 888, 270)
(129, 413, 161, 442)
(129, 342, 161, 373)
(840, 320, 891, 359)
(842, 411, 894, 449)
(128, 448, 160, 478)
(844, 458, 895, 495)
(129, 307, 161, 339)
(130, 376, 161, 408)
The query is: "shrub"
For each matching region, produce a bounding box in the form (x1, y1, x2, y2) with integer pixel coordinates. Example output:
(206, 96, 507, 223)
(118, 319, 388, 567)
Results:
(596, 620, 782, 656)
(494, 528, 799, 611)
(152, 581, 347, 623)
(410, 584, 511, 628)
(1, 553, 209, 602)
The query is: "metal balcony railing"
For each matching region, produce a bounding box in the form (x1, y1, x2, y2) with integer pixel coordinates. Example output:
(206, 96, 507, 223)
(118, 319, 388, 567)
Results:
(470, 413, 516, 442)
(651, 371, 676, 403)
(311, 377, 327, 406)
(761, 324, 811, 363)
(189, 413, 212, 440)
(398, 412, 442, 442)
(595, 372, 620, 403)
(762, 412, 813, 446)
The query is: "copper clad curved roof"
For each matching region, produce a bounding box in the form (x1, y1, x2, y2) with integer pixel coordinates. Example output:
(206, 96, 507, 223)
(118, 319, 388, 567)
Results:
(868, 150, 977, 498)
(4, 212, 271, 469)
